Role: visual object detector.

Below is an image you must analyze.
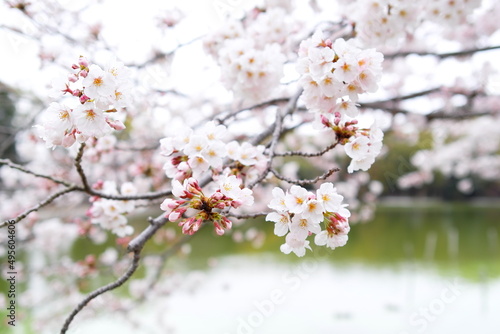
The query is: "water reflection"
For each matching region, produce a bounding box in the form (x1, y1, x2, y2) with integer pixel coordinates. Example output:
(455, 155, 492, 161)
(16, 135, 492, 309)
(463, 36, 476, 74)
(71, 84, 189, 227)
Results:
(38, 203, 500, 333)
(148, 202, 500, 334)
(185, 203, 500, 280)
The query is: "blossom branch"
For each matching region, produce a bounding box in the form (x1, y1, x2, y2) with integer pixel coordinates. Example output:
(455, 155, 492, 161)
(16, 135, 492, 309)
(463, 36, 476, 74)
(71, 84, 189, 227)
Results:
(385, 45, 500, 59)
(227, 212, 268, 220)
(130, 35, 204, 68)
(274, 142, 339, 157)
(74, 142, 91, 192)
(72, 143, 173, 201)
(216, 97, 290, 124)
(131, 235, 193, 306)
(270, 167, 341, 186)
(359, 87, 441, 108)
(0, 158, 74, 187)
(127, 217, 169, 253)
(115, 144, 160, 151)
(250, 89, 303, 146)
(0, 185, 78, 228)
(60, 250, 141, 334)
(248, 89, 302, 189)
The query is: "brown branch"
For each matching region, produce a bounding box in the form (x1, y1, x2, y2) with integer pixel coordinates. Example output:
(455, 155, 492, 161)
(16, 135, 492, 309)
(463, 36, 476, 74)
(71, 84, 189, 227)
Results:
(0, 186, 79, 228)
(72, 143, 173, 200)
(425, 110, 492, 120)
(384, 45, 500, 59)
(227, 212, 268, 220)
(0, 158, 74, 187)
(359, 88, 441, 109)
(74, 142, 91, 192)
(129, 35, 204, 68)
(60, 250, 141, 334)
(274, 142, 339, 157)
(216, 97, 290, 124)
(270, 167, 340, 186)
(114, 144, 160, 152)
(248, 89, 303, 189)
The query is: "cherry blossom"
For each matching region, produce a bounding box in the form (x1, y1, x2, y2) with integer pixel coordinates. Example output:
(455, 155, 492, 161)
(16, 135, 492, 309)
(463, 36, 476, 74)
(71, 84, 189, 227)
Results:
(267, 183, 351, 256)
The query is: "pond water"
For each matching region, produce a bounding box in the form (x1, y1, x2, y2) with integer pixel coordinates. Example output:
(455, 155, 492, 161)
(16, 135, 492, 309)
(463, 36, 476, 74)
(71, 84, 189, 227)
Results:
(74, 201, 500, 334)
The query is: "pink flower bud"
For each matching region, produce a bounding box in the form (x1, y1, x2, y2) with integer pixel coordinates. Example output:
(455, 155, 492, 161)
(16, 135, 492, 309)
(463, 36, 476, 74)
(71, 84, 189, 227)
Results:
(169, 210, 182, 222)
(62, 133, 76, 147)
(92, 180, 104, 190)
(231, 200, 243, 208)
(213, 222, 225, 236)
(211, 191, 224, 201)
(192, 218, 203, 232)
(72, 64, 79, 70)
(68, 74, 78, 83)
(187, 178, 202, 193)
(221, 217, 232, 229)
(160, 198, 177, 211)
(106, 119, 126, 131)
(320, 114, 332, 128)
(78, 56, 89, 67)
(215, 202, 226, 210)
(80, 70, 88, 78)
(80, 95, 90, 103)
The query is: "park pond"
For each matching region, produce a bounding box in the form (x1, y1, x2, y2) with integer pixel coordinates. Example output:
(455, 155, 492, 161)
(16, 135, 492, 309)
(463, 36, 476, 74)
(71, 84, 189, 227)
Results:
(5, 200, 500, 334)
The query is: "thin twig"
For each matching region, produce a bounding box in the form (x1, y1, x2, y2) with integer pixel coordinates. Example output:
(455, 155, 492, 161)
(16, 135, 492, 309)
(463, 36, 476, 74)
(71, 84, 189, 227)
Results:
(74, 142, 91, 191)
(248, 89, 303, 189)
(131, 235, 193, 307)
(227, 212, 268, 220)
(60, 250, 142, 334)
(114, 144, 160, 152)
(1, 186, 78, 228)
(216, 97, 290, 124)
(274, 142, 339, 157)
(130, 35, 204, 68)
(384, 45, 500, 59)
(270, 167, 340, 186)
(359, 88, 441, 109)
(0, 158, 74, 187)
(250, 91, 303, 147)
(84, 188, 173, 201)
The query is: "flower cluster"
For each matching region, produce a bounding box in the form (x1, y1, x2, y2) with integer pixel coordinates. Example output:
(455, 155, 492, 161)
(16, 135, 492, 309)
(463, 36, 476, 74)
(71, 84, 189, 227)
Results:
(160, 176, 254, 236)
(348, 0, 483, 47)
(297, 31, 383, 118)
(218, 39, 285, 101)
(266, 183, 351, 257)
(320, 113, 384, 173)
(36, 56, 130, 148)
(345, 126, 384, 173)
(87, 181, 137, 237)
(204, 9, 293, 102)
(159, 121, 267, 182)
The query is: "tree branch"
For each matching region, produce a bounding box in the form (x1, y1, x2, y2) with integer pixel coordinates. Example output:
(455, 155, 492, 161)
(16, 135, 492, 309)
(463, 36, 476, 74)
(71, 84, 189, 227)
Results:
(270, 167, 340, 186)
(0, 186, 78, 228)
(248, 89, 303, 189)
(384, 45, 500, 59)
(0, 158, 74, 187)
(216, 97, 290, 124)
(227, 212, 268, 220)
(274, 142, 339, 157)
(60, 250, 142, 334)
(359, 88, 441, 109)
(74, 142, 91, 192)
